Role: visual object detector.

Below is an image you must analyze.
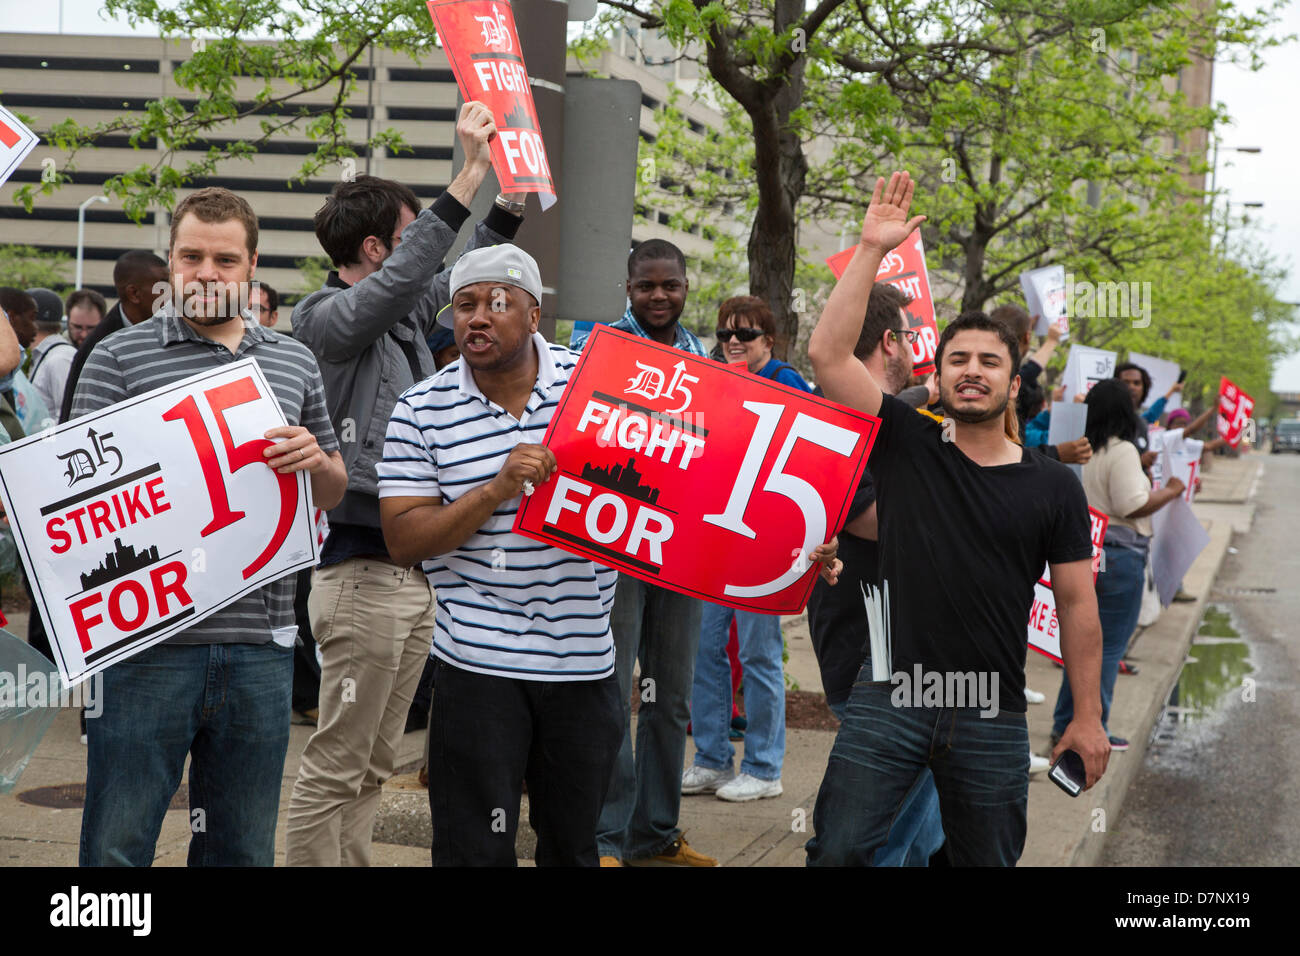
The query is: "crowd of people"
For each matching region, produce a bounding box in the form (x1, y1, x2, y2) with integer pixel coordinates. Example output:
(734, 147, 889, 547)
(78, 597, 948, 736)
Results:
(0, 105, 1236, 868)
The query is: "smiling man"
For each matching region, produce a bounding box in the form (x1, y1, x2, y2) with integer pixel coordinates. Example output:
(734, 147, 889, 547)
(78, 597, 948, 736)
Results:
(378, 245, 622, 866)
(804, 172, 1109, 867)
(71, 186, 347, 866)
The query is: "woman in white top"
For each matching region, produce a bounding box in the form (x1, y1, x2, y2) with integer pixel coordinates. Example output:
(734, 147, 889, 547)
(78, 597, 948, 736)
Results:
(1051, 378, 1184, 751)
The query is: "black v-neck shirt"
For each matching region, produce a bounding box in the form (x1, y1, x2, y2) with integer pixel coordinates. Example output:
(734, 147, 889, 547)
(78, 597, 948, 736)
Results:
(869, 395, 1093, 713)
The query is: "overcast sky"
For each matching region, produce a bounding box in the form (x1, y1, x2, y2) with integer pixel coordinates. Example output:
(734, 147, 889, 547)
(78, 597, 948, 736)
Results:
(4, 0, 1299, 389)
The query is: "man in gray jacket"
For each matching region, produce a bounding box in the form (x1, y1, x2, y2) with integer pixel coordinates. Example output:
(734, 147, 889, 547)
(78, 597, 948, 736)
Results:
(286, 100, 527, 866)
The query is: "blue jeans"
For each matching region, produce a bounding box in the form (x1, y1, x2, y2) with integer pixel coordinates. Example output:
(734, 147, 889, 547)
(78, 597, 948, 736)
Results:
(596, 574, 703, 860)
(691, 603, 785, 780)
(807, 680, 1028, 867)
(81, 641, 293, 866)
(1052, 544, 1146, 737)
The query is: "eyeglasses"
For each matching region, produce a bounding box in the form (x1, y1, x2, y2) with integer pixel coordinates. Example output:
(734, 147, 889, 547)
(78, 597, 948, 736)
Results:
(892, 328, 920, 344)
(716, 327, 764, 343)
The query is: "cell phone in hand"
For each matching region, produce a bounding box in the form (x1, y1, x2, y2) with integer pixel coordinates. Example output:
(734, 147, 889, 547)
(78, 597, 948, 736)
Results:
(1049, 749, 1086, 797)
(1178, 369, 1188, 383)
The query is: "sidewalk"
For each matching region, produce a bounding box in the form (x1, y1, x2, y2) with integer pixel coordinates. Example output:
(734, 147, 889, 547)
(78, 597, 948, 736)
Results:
(0, 454, 1262, 866)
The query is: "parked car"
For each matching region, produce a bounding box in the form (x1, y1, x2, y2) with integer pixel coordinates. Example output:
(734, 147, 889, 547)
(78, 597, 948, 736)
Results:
(1272, 419, 1300, 453)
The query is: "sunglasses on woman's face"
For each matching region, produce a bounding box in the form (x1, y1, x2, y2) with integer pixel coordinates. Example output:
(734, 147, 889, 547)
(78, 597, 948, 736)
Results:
(716, 327, 764, 343)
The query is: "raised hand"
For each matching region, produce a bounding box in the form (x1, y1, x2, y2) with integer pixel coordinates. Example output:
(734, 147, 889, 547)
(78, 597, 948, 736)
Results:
(859, 172, 927, 255)
(457, 100, 497, 167)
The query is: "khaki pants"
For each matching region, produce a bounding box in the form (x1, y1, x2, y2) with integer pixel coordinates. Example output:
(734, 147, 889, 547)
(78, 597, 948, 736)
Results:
(285, 559, 435, 866)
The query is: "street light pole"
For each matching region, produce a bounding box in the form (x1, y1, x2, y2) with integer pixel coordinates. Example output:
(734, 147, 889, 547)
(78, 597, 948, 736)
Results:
(76, 195, 109, 290)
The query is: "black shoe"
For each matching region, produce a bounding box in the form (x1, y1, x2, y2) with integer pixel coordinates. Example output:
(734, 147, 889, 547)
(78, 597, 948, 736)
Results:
(1108, 735, 1130, 752)
(1119, 660, 1140, 676)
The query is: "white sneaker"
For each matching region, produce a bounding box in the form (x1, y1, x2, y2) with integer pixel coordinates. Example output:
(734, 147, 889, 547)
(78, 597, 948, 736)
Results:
(681, 764, 735, 795)
(1029, 753, 1050, 774)
(715, 772, 783, 802)
(1025, 687, 1046, 705)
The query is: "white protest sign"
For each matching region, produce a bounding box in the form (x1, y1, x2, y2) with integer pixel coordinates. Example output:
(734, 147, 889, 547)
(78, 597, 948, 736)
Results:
(0, 104, 39, 189)
(1150, 495, 1209, 607)
(1046, 400, 1089, 479)
(1150, 428, 1201, 504)
(0, 360, 319, 686)
(1028, 508, 1108, 661)
(1061, 345, 1116, 401)
(1129, 352, 1181, 414)
(1020, 265, 1068, 338)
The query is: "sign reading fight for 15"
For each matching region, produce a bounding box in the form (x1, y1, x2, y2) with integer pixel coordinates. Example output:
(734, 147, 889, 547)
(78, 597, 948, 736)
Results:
(514, 326, 879, 615)
(0, 361, 321, 686)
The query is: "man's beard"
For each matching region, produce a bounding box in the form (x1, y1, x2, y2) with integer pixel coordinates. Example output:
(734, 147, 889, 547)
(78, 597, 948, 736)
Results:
(885, 352, 913, 395)
(942, 385, 1011, 424)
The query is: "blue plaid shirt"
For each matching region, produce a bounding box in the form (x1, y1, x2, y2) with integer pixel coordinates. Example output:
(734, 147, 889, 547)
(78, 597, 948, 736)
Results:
(571, 306, 708, 357)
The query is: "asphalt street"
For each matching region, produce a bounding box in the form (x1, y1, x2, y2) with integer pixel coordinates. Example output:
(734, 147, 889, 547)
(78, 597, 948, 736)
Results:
(1102, 452, 1300, 866)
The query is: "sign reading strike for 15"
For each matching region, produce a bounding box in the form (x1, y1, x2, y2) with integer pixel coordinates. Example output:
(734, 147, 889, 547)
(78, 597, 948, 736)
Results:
(427, 0, 557, 209)
(826, 231, 938, 375)
(514, 326, 878, 615)
(0, 361, 321, 686)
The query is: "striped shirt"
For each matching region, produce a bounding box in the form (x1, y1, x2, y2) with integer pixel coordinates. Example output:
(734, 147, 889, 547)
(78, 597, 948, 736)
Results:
(377, 332, 616, 681)
(570, 305, 709, 357)
(71, 309, 339, 645)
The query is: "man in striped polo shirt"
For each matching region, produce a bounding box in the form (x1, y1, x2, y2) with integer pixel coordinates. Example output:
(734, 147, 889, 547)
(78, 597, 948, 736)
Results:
(71, 187, 348, 866)
(379, 245, 621, 867)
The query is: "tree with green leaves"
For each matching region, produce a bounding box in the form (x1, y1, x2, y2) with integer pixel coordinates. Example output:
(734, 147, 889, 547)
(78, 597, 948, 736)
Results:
(0, 245, 72, 291)
(580, 0, 1287, 360)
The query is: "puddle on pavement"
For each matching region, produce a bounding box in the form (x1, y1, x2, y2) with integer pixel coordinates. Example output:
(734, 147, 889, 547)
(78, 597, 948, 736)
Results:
(1156, 604, 1253, 737)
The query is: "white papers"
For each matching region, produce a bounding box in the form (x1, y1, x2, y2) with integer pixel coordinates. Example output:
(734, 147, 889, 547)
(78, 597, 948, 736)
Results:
(1129, 352, 1182, 414)
(1046, 400, 1089, 480)
(1149, 496, 1209, 607)
(1020, 265, 1068, 338)
(1061, 345, 1116, 401)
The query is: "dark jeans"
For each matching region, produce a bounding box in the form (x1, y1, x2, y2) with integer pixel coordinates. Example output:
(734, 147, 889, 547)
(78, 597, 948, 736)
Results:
(1052, 544, 1146, 737)
(807, 679, 1029, 867)
(291, 567, 321, 713)
(427, 658, 622, 867)
(596, 574, 703, 860)
(80, 641, 293, 867)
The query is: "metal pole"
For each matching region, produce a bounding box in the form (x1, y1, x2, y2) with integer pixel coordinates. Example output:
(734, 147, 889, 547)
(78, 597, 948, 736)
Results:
(76, 195, 108, 289)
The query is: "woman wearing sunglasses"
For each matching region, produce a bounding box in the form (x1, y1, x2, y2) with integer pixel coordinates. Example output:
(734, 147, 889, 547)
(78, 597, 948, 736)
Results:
(682, 297, 810, 802)
(713, 295, 813, 393)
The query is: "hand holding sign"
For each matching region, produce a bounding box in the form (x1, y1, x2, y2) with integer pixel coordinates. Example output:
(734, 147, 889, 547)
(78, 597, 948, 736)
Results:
(490, 443, 558, 502)
(457, 100, 497, 167)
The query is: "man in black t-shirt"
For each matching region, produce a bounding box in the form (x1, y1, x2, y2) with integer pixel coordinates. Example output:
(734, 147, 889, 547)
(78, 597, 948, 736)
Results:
(805, 172, 1109, 866)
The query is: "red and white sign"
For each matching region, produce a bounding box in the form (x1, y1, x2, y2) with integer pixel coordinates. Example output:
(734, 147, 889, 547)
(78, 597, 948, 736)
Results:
(514, 326, 878, 614)
(1216, 376, 1255, 447)
(0, 360, 320, 685)
(0, 104, 39, 189)
(427, 0, 557, 210)
(826, 230, 938, 375)
(1028, 507, 1109, 662)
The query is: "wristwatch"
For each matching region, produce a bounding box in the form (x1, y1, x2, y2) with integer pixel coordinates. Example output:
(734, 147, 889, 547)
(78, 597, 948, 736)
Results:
(494, 193, 526, 215)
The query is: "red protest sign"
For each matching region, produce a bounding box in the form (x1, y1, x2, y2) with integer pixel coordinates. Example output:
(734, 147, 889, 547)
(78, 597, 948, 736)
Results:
(1028, 506, 1108, 662)
(514, 326, 879, 614)
(826, 230, 938, 375)
(1216, 376, 1255, 447)
(427, 0, 556, 209)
